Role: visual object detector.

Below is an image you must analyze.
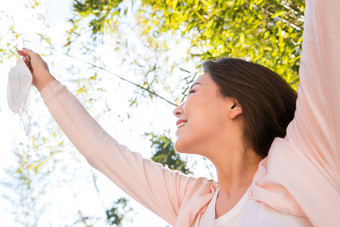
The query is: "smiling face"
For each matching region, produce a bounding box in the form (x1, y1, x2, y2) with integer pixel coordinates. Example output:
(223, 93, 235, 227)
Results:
(173, 73, 241, 158)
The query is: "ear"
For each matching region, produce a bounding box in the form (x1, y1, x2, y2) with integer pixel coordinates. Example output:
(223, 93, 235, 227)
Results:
(229, 102, 243, 120)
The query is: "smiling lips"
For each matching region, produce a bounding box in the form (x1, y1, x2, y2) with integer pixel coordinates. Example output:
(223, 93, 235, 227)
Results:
(176, 119, 187, 128)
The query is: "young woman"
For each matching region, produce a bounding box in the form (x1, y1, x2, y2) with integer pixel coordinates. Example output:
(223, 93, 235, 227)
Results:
(18, 0, 340, 226)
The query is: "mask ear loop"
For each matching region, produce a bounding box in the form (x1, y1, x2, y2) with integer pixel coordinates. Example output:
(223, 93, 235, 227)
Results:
(19, 54, 32, 136)
(19, 89, 31, 136)
(20, 108, 31, 136)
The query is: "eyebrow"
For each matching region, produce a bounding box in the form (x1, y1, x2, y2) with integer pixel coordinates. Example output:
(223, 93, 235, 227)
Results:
(189, 82, 202, 90)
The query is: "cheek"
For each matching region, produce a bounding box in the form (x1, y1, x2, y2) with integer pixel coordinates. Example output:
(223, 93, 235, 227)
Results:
(175, 96, 228, 153)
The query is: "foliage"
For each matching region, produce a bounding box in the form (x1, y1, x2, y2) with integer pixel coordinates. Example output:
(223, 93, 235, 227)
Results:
(72, 0, 125, 35)
(1, 133, 63, 226)
(106, 197, 135, 226)
(70, 0, 305, 90)
(146, 131, 192, 175)
(67, 0, 196, 108)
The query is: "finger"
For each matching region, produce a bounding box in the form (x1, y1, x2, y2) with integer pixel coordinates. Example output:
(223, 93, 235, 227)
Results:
(17, 50, 31, 62)
(24, 55, 31, 63)
(21, 48, 37, 59)
(17, 53, 32, 72)
(17, 50, 26, 56)
(28, 65, 33, 73)
(21, 55, 28, 64)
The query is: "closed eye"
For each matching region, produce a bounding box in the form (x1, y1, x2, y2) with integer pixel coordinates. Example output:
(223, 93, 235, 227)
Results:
(188, 82, 201, 95)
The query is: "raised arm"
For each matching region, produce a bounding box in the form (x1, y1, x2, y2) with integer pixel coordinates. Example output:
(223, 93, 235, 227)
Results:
(40, 80, 186, 224)
(18, 49, 216, 226)
(285, 0, 340, 175)
(251, 2, 340, 226)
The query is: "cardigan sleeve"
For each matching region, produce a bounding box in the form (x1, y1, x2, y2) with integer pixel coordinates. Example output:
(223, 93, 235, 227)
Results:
(40, 80, 201, 226)
(239, 1, 340, 226)
(285, 0, 340, 177)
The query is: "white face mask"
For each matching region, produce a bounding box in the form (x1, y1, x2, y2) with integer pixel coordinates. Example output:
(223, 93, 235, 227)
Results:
(7, 57, 33, 135)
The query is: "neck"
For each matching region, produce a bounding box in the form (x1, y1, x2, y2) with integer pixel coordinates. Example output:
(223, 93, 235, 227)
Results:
(212, 146, 262, 218)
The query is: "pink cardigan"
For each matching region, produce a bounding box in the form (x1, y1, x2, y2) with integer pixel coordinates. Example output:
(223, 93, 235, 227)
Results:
(41, 0, 340, 226)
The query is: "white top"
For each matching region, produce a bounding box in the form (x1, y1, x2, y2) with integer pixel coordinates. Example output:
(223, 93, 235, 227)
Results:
(214, 188, 250, 227)
(195, 188, 312, 227)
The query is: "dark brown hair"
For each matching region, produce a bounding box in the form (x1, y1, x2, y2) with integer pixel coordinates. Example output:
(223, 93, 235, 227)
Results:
(203, 58, 297, 158)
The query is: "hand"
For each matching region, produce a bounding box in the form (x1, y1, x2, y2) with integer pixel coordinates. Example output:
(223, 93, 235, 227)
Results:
(17, 48, 55, 92)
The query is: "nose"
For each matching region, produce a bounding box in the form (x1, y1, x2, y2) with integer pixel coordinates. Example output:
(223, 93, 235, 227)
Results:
(173, 103, 184, 118)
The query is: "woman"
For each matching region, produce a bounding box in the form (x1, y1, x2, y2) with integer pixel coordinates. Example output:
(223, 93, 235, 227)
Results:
(18, 0, 340, 226)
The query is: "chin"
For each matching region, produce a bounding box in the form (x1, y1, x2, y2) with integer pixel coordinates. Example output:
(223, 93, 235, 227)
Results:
(174, 140, 184, 153)
(174, 138, 197, 155)
(174, 139, 188, 154)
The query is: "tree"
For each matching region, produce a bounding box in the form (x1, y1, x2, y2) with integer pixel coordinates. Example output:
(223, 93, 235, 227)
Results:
(70, 0, 304, 90)
(146, 131, 192, 175)
(105, 197, 135, 226)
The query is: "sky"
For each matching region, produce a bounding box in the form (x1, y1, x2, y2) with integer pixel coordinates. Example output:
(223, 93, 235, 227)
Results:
(0, 0, 215, 226)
